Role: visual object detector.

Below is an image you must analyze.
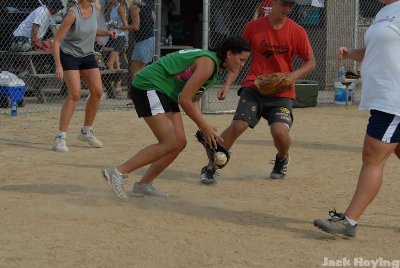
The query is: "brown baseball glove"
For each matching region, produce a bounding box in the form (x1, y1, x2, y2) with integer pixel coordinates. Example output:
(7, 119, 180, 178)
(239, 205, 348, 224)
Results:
(345, 71, 361, 79)
(254, 72, 294, 96)
(195, 130, 230, 169)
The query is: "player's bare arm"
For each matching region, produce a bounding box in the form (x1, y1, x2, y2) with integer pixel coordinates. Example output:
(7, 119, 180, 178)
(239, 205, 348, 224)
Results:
(218, 69, 240, 100)
(178, 56, 221, 147)
(290, 53, 316, 80)
(338, 47, 366, 62)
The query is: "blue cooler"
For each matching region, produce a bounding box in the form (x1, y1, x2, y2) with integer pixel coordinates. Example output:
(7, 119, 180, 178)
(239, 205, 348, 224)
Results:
(5, 85, 26, 102)
(0, 71, 26, 103)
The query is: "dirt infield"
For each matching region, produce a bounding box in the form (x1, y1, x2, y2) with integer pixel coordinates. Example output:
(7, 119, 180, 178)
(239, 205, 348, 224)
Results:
(0, 105, 399, 268)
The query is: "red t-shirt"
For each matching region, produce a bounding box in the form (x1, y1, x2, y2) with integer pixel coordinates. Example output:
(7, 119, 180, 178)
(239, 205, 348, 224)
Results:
(242, 17, 313, 99)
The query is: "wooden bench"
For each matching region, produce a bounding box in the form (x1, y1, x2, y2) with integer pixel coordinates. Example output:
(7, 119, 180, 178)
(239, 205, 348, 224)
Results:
(28, 69, 128, 103)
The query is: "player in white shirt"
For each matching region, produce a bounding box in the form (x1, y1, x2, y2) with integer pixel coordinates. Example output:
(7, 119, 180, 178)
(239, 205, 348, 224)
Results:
(314, 0, 400, 238)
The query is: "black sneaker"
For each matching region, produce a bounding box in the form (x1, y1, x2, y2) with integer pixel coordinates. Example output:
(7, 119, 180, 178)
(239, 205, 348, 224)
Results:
(200, 165, 218, 185)
(313, 210, 357, 238)
(269, 154, 290, 179)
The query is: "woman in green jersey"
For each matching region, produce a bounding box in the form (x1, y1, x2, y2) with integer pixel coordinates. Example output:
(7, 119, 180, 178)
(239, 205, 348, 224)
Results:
(102, 35, 251, 200)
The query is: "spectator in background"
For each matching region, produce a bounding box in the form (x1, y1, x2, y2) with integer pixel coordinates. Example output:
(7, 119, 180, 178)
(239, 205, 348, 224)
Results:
(105, 0, 128, 98)
(122, 0, 140, 64)
(11, 0, 64, 51)
(126, 0, 155, 80)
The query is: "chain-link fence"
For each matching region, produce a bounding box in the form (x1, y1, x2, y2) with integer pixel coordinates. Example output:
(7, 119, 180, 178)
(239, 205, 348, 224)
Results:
(0, 0, 386, 115)
(0, 0, 156, 115)
(203, 0, 384, 112)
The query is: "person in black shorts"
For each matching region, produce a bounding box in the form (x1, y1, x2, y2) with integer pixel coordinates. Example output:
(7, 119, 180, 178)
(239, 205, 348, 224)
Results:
(313, 0, 400, 238)
(52, 0, 117, 152)
(102, 36, 251, 200)
(199, 0, 316, 184)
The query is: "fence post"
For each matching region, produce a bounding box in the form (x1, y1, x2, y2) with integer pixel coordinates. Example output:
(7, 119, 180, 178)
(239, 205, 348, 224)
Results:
(200, 0, 210, 113)
(353, 0, 359, 71)
(154, 0, 162, 61)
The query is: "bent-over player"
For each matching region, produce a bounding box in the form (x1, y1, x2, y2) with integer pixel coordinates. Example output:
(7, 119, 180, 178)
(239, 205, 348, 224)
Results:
(102, 36, 251, 200)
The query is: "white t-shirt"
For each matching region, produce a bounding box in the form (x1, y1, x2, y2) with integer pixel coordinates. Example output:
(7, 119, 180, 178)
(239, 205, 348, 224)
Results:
(360, 1, 400, 116)
(13, 6, 54, 40)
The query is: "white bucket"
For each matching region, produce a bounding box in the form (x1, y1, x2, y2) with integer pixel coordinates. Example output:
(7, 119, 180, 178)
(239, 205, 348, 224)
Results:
(334, 82, 354, 105)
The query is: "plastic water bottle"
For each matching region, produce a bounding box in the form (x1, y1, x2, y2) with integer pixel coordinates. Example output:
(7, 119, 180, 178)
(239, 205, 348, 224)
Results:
(348, 86, 353, 103)
(168, 34, 173, 46)
(163, 37, 169, 46)
(338, 65, 346, 79)
(11, 100, 17, 116)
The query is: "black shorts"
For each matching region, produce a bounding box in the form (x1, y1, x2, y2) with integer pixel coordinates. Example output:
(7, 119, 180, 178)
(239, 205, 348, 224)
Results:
(130, 86, 180, 118)
(106, 36, 127, 53)
(60, 50, 98, 71)
(233, 87, 294, 129)
(367, 110, 400, 143)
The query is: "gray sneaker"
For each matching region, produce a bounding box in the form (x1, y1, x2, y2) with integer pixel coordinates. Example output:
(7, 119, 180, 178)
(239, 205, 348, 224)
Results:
(102, 166, 129, 200)
(78, 129, 103, 148)
(200, 165, 218, 185)
(313, 210, 357, 238)
(132, 182, 169, 197)
(270, 154, 290, 179)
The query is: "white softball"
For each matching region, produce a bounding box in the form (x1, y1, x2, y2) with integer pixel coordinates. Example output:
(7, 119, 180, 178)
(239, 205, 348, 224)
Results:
(214, 152, 227, 166)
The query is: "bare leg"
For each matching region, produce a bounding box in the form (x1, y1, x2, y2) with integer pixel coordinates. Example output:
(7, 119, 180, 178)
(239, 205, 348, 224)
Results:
(106, 51, 118, 70)
(345, 135, 397, 220)
(107, 51, 121, 90)
(117, 113, 185, 185)
(394, 143, 400, 159)
(270, 122, 291, 159)
(220, 119, 249, 150)
(80, 68, 103, 127)
(58, 70, 82, 132)
(139, 112, 186, 184)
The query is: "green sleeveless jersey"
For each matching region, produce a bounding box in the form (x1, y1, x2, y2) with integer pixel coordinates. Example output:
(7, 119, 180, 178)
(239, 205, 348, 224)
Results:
(132, 49, 221, 101)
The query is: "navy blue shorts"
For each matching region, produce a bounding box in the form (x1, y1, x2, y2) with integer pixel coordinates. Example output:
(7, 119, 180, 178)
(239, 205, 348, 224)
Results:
(60, 50, 98, 71)
(233, 87, 294, 129)
(130, 86, 180, 118)
(367, 110, 400, 143)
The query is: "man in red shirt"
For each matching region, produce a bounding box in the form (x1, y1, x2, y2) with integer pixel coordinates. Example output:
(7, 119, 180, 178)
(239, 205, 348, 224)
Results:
(200, 0, 316, 184)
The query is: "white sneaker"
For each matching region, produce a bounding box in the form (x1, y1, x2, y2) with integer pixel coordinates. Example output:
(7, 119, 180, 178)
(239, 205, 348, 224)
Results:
(132, 182, 169, 197)
(77, 129, 103, 148)
(53, 136, 69, 152)
(102, 166, 129, 200)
